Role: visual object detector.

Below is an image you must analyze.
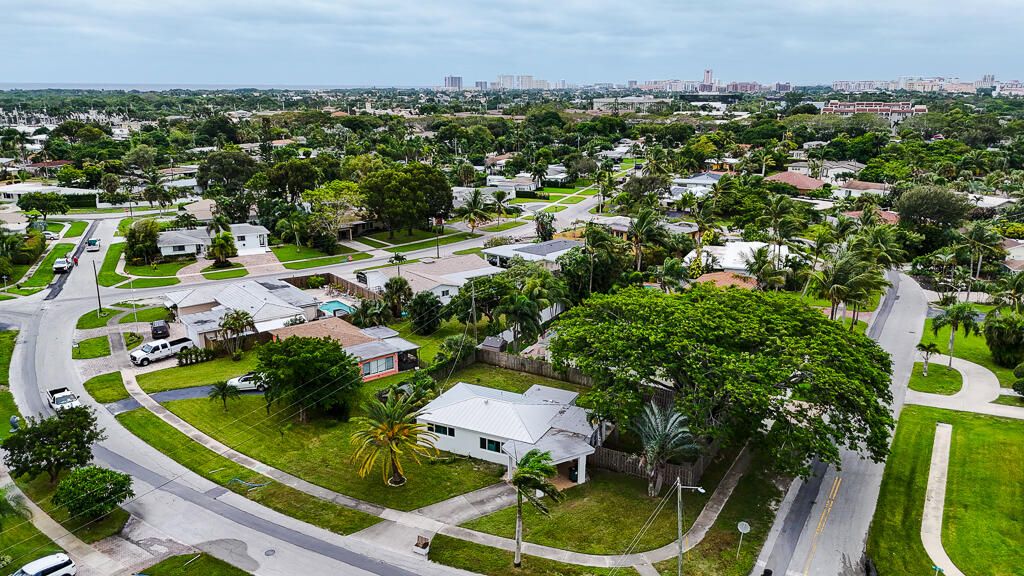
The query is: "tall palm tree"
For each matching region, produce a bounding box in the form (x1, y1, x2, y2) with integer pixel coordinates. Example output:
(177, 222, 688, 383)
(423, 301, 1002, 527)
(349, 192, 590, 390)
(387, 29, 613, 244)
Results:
(455, 188, 492, 233)
(530, 163, 547, 187)
(991, 271, 1024, 314)
(208, 380, 242, 411)
(634, 403, 698, 497)
(744, 245, 788, 291)
(627, 207, 665, 272)
(351, 298, 393, 328)
(219, 309, 256, 354)
(850, 224, 906, 269)
(206, 213, 232, 236)
(812, 247, 887, 321)
(350, 394, 438, 486)
(960, 221, 1001, 302)
(490, 189, 510, 224)
(510, 449, 562, 568)
(800, 224, 835, 299)
(582, 222, 619, 294)
(755, 194, 803, 267)
(382, 276, 413, 318)
(916, 342, 941, 377)
(0, 484, 29, 531)
(496, 294, 541, 350)
(208, 231, 237, 267)
(932, 302, 981, 367)
(275, 215, 305, 248)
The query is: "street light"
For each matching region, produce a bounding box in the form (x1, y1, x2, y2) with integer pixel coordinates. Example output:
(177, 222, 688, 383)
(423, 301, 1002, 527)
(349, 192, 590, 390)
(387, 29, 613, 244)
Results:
(676, 479, 705, 576)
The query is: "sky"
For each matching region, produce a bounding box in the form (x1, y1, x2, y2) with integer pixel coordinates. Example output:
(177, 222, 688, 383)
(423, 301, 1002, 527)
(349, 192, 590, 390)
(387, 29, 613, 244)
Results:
(3, 0, 1021, 88)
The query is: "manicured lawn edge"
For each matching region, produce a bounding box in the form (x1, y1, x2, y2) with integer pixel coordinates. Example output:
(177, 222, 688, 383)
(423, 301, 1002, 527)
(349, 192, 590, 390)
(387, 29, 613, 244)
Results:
(907, 362, 962, 395)
(72, 335, 111, 359)
(98, 242, 129, 287)
(76, 308, 119, 330)
(21, 243, 75, 288)
(428, 534, 623, 576)
(84, 372, 128, 403)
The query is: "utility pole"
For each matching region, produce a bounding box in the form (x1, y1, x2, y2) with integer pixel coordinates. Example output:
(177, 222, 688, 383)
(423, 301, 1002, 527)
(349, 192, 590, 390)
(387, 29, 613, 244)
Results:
(92, 260, 102, 312)
(471, 279, 478, 342)
(677, 478, 683, 576)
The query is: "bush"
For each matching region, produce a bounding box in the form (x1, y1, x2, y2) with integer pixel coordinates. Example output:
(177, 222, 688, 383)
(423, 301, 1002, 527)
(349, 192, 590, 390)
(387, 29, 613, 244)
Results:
(177, 346, 216, 366)
(306, 275, 327, 289)
(53, 466, 133, 519)
(408, 291, 444, 335)
(12, 232, 44, 265)
(983, 312, 1024, 368)
(483, 235, 514, 248)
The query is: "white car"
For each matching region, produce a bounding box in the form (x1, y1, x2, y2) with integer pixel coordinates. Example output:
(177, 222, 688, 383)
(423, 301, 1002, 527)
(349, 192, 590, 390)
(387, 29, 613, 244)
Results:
(42, 231, 59, 241)
(85, 238, 101, 252)
(11, 553, 76, 576)
(227, 372, 264, 392)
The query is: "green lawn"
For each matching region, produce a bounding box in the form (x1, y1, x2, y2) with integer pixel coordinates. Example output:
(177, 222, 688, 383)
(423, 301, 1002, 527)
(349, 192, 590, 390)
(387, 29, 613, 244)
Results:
(367, 227, 456, 245)
(353, 236, 389, 249)
(428, 535, 624, 576)
(118, 306, 169, 324)
(83, 371, 128, 403)
(137, 554, 249, 576)
(282, 252, 372, 270)
(541, 205, 567, 213)
(21, 242, 75, 288)
(577, 188, 599, 196)
(124, 259, 194, 277)
(76, 307, 119, 329)
(123, 332, 143, 350)
(382, 233, 480, 253)
(98, 242, 129, 286)
(867, 406, 1024, 576)
(540, 187, 578, 195)
(73, 335, 111, 359)
(16, 473, 129, 543)
(558, 196, 585, 204)
(271, 243, 353, 263)
(355, 259, 422, 273)
(117, 409, 379, 535)
(163, 394, 505, 511)
(992, 394, 1024, 406)
(136, 352, 259, 393)
(116, 277, 180, 289)
(511, 197, 553, 205)
(0, 331, 15, 388)
(446, 363, 583, 394)
(452, 247, 484, 256)
(204, 267, 249, 280)
(907, 362, 962, 395)
(481, 220, 526, 232)
(45, 221, 64, 233)
(64, 221, 88, 238)
(389, 318, 483, 364)
(920, 318, 1015, 387)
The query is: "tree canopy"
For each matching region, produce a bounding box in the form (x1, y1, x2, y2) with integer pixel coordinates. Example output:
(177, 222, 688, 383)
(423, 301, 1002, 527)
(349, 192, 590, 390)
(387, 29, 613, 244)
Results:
(256, 336, 363, 422)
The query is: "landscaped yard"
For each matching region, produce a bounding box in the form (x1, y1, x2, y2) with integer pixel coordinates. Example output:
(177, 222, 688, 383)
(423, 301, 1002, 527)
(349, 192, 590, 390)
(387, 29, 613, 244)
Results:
(271, 243, 353, 262)
(137, 554, 249, 576)
(428, 535, 621, 576)
(481, 220, 526, 232)
(21, 242, 75, 288)
(353, 236, 389, 249)
(116, 277, 180, 288)
(202, 262, 247, 280)
(992, 394, 1024, 406)
(84, 371, 128, 403)
(73, 335, 111, 359)
(118, 306, 169, 324)
(510, 197, 553, 205)
(452, 247, 484, 256)
(64, 221, 88, 238)
(117, 408, 379, 535)
(76, 307, 118, 329)
(136, 352, 259, 393)
(907, 362, 962, 395)
(124, 259, 194, 277)
(282, 252, 372, 270)
(382, 232, 480, 253)
(367, 227, 456, 245)
(123, 332, 143, 350)
(16, 473, 129, 543)
(805, 291, 882, 312)
(389, 317, 484, 364)
(541, 205, 567, 213)
(98, 242, 129, 286)
(920, 317, 1015, 387)
(163, 393, 505, 510)
(867, 405, 1024, 576)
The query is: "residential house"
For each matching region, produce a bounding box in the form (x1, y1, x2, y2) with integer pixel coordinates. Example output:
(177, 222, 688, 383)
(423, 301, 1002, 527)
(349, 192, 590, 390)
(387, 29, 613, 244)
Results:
(267, 317, 420, 381)
(787, 160, 865, 184)
(544, 164, 571, 185)
(356, 255, 503, 305)
(683, 241, 793, 274)
(841, 210, 900, 225)
(166, 279, 319, 348)
(673, 172, 723, 189)
(157, 223, 270, 258)
(0, 182, 97, 204)
(483, 239, 583, 270)
(766, 171, 827, 193)
(586, 215, 699, 240)
(484, 153, 515, 175)
(486, 174, 538, 194)
(419, 382, 598, 484)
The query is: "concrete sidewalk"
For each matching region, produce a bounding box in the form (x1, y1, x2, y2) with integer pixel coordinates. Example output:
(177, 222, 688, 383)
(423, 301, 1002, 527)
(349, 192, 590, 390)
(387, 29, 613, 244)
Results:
(920, 423, 965, 576)
(905, 354, 1024, 420)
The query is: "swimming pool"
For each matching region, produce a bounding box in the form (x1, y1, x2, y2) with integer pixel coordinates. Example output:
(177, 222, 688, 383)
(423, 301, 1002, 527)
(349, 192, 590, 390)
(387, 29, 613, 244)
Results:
(319, 300, 356, 316)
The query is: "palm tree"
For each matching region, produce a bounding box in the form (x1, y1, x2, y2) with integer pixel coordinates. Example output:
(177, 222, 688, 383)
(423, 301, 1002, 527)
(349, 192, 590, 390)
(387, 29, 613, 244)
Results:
(627, 207, 665, 272)
(744, 245, 788, 291)
(991, 271, 1024, 314)
(755, 194, 803, 267)
(850, 224, 906, 270)
(634, 403, 698, 497)
(388, 253, 407, 277)
(219, 309, 256, 355)
(382, 276, 413, 318)
(811, 248, 887, 321)
(530, 163, 547, 187)
(206, 214, 232, 236)
(351, 298, 393, 328)
(208, 380, 242, 411)
(496, 294, 541, 350)
(455, 188, 492, 233)
(932, 302, 981, 367)
(490, 189, 510, 224)
(275, 215, 305, 248)
(208, 231, 237, 267)
(350, 394, 438, 486)
(0, 484, 29, 531)
(582, 222, 619, 295)
(917, 342, 941, 377)
(960, 221, 1001, 302)
(510, 449, 562, 568)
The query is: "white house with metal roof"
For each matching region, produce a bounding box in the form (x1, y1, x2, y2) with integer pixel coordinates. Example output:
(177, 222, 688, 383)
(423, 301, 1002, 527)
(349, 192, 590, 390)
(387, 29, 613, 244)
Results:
(157, 223, 269, 258)
(419, 382, 598, 484)
(356, 254, 502, 304)
(482, 239, 583, 270)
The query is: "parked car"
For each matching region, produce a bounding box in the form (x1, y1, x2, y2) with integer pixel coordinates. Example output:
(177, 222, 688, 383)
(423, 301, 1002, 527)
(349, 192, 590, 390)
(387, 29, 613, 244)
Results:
(226, 372, 265, 392)
(42, 231, 59, 241)
(129, 337, 193, 367)
(52, 258, 73, 273)
(85, 238, 101, 252)
(11, 553, 77, 576)
(46, 387, 81, 412)
(150, 320, 170, 340)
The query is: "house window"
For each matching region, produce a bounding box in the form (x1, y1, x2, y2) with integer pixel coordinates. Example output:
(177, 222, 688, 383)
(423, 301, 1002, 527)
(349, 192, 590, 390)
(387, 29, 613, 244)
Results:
(441, 289, 450, 297)
(479, 438, 503, 453)
(173, 245, 185, 252)
(361, 356, 396, 376)
(428, 423, 455, 437)
(259, 235, 266, 246)
(237, 235, 246, 242)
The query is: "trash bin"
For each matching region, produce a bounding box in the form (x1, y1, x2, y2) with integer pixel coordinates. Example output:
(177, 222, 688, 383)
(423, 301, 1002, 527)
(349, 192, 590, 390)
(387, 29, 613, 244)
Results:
(568, 463, 578, 483)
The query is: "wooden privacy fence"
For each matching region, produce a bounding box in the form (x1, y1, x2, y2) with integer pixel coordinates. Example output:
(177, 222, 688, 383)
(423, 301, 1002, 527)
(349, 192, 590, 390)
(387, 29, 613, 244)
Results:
(588, 440, 721, 486)
(474, 348, 594, 387)
(282, 272, 380, 300)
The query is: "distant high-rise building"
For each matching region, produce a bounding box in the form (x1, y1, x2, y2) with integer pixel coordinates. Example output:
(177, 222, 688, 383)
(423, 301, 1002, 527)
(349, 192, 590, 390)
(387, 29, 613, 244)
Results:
(775, 82, 792, 93)
(474, 81, 489, 90)
(554, 80, 567, 89)
(516, 75, 534, 90)
(443, 76, 463, 90)
(498, 75, 515, 90)
(703, 69, 713, 85)
(628, 80, 638, 88)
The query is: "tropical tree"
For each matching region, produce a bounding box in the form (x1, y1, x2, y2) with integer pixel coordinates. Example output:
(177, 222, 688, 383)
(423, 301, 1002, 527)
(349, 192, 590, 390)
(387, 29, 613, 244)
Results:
(208, 380, 242, 411)
(534, 211, 555, 242)
(932, 302, 981, 367)
(627, 207, 666, 271)
(530, 162, 547, 187)
(959, 221, 1001, 301)
(491, 189, 510, 224)
(982, 311, 1024, 368)
(408, 291, 444, 335)
(744, 245, 788, 291)
(755, 194, 803, 267)
(206, 213, 232, 236)
(275, 215, 305, 247)
(455, 188, 492, 233)
(382, 276, 413, 318)
(510, 449, 562, 568)
(991, 271, 1024, 314)
(0, 484, 29, 531)
(351, 298, 393, 328)
(496, 294, 542, 350)
(633, 403, 698, 497)
(582, 222, 621, 295)
(916, 342, 941, 376)
(811, 247, 887, 321)
(350, 393, 438, 486)
(218, 309, 256, 355)
(208, 231, 237, 267)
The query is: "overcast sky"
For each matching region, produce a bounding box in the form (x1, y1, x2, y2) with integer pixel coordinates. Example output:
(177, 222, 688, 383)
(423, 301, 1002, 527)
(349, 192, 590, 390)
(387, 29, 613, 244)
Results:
(4, 0, 1020, 87)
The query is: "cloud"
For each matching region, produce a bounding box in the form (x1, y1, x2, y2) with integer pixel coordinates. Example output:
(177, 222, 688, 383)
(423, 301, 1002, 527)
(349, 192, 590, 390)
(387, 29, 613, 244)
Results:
(2, 0, 1019, 86)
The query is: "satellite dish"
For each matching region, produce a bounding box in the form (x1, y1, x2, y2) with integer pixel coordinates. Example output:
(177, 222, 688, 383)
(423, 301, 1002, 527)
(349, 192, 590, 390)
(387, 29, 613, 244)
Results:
(737, 521, 751, 534)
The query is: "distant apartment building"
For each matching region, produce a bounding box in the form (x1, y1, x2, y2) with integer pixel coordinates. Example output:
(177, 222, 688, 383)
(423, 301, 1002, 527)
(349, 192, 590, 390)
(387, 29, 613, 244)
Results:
(554, 80, 568, 89)
(443, 76, 463, 90)
(498, 75, 515, 90)
(474, 81, 488, 90)
(516, 75, 534, 89)
(726, 81, 762, 93)
(592, 96, 671, 112)
(775, 82, 793, 93)
(821, 100, 927, 123)
(996, 81, 1024, 97)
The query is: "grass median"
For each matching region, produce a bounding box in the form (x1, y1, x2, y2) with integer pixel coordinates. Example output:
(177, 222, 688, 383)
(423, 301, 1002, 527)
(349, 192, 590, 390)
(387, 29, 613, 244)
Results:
(72, 335, 111, 359)
(76, 307, 119, 329)
(84, 371, 128, 403)
(139, 554, 250, 576)
(428, 535, 623, 576)
(21, 243, 75, 288)
(907, 362, 962, 395)
(98, 242, 129, 286)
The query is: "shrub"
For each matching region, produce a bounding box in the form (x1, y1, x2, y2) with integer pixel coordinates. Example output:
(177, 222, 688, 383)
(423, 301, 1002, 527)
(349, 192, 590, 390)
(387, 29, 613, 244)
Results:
(306, 275, 327, 289)
(408, 291, 444, 335)
(53, 466, 133, 519)
(483, 235, 514, 248)
(983, 312, 1024, 368)
(12, 232, 44, 265)
(177, 346, 216, 366)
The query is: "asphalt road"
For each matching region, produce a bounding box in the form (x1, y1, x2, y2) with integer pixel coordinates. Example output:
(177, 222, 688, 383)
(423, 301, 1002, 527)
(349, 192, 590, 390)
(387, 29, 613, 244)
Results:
(758, 271, 928, 576)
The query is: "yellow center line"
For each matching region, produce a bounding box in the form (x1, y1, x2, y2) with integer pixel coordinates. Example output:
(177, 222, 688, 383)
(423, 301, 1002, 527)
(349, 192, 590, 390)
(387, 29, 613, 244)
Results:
(803, 475, 842, 575)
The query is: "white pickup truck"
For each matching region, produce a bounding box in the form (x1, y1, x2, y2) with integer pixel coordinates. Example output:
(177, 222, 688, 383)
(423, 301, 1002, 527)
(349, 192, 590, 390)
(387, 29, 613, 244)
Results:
(129, 337, 194, 366)
(47, 387, 81, 412)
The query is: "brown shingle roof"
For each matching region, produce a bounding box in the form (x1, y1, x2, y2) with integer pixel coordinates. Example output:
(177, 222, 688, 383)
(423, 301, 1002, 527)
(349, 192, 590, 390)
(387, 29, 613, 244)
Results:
(766, 171, 826, 190)
(268, 317, 374, 347)
(843, 180, 887, 191)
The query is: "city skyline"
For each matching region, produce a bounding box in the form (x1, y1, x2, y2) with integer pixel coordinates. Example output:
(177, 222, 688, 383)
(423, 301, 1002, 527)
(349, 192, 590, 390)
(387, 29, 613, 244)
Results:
(5, 0, 1024, 87)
